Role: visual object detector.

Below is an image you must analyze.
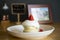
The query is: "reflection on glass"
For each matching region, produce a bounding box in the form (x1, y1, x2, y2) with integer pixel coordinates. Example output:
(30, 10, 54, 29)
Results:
(31, 7, 49, 21)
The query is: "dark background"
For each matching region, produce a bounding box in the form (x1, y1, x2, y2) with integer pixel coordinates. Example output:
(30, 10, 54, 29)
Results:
(0, 0, 60, 22)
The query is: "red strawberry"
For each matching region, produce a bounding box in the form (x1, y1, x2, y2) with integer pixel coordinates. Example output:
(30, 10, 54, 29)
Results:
(39, 29, 43, 32)
(28, 14, 34, 21)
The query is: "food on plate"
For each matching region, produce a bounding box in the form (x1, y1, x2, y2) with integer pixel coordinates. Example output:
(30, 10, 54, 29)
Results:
(22, 20, 40, 32)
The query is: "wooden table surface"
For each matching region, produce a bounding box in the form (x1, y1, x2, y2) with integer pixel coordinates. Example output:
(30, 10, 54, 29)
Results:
(0, 22, 60, 40)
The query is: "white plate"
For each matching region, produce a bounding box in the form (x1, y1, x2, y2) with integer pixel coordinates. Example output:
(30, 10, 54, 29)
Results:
(7, 25, 55, 39)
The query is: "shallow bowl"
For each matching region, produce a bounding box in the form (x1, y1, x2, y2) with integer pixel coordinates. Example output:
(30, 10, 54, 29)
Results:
(7, 25, 55, 39)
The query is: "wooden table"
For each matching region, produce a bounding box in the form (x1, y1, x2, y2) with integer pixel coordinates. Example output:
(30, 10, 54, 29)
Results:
(0, 22, 60, 40)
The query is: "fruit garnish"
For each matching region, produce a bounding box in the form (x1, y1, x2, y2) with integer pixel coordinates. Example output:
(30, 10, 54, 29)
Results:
(39, 29, 43, 32)
(28, 14, 34, 21)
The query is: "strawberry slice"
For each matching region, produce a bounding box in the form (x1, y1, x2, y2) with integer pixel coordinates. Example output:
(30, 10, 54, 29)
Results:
(28, 14, 34, 21)
(39, 29, 43, 32)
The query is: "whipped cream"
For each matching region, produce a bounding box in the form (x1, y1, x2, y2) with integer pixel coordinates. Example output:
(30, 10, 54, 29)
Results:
(22, 20, 40, 32)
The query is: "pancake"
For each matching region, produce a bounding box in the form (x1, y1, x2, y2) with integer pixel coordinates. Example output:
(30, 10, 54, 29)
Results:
(22, 20, 40, 32)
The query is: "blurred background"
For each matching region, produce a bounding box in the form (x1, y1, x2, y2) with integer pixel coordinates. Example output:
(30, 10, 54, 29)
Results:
(0, 0, 60, 22)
